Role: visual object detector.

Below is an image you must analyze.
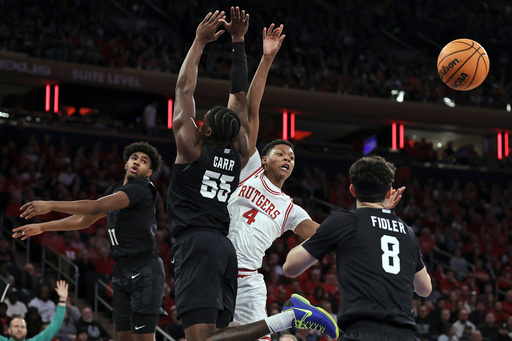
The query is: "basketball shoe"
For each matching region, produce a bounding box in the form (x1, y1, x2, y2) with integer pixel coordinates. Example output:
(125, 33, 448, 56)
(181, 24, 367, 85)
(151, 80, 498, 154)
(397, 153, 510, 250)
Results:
(283, 294, 339, 339)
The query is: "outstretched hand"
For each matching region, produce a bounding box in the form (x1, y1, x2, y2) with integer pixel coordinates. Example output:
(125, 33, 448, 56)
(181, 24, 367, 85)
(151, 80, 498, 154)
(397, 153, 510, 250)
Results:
(12, 224, 43, 240)
(219, 6, 249, 42)
(263, 24, 285, 57)
(384, 186, 406, 209)
(20, 201, 52, 220)
(55, 280, 69, 302)
(195, 10, 226, 44)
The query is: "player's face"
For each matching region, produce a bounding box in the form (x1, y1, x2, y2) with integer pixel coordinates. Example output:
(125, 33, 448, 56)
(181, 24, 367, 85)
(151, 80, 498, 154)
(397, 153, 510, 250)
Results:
(124, 152, 153, 180)
(262, 144, 295, 180)
(8, 318, 27, 341)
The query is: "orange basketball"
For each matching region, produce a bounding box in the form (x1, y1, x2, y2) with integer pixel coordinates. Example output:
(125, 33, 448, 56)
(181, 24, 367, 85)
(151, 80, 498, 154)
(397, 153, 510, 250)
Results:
(437, 38, 490, 91)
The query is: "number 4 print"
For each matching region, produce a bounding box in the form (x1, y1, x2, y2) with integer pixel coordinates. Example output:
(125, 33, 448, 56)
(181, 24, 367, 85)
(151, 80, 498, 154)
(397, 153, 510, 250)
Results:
(243, 208, 258, 225)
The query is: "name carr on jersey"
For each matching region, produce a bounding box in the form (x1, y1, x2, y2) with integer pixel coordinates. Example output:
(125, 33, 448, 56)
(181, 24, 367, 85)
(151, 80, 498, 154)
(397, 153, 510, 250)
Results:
(213, 156, 235, 171)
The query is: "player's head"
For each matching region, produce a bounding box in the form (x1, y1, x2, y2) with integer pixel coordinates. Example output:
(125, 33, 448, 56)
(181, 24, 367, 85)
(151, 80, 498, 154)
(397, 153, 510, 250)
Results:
(349, 155, 395, 203)
(201, 106, 241, 145)
(8, 315, 27, 341)
(261, 139, 295, 182)
(123, 142, 163, 180)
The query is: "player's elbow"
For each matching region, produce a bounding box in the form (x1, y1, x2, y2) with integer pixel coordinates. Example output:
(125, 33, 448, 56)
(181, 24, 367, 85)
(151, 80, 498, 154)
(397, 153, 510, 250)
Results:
(283, 263, 301, 278)
(414, 281, 432, 297)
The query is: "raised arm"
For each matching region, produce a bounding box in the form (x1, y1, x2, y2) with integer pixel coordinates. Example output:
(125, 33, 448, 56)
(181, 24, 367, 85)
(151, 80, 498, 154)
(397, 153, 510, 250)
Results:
(247, 24, 285, 155)
(13, 214, 105, 240)
(220, 6, 251, 167)
(173, 10, 226, 164)
(20, 191, 130, 219)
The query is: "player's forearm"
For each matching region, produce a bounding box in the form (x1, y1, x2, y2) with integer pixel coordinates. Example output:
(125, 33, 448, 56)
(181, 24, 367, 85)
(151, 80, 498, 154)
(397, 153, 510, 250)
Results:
(49, 200, 104, 216)
(247, 55, 275, 118)
(41, 215, 94, 232)
(175, 40, 205, 97)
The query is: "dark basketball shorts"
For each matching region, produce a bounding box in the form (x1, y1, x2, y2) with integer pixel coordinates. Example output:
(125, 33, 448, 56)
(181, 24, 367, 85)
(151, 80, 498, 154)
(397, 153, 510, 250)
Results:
(171, 228, 237, 328)
(112, 253, 167, 333)
(342, 321, 419, 341)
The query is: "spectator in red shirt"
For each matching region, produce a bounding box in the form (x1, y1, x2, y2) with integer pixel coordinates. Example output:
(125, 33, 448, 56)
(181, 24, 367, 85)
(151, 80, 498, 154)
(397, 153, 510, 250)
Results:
(439, 270, 461, 296)
(498, 266, 512, 292)
(418, 227, 436, 262)
(91, 245, 114, 277)
(502, 290, 512, 316)
(492, 301, 509, 324)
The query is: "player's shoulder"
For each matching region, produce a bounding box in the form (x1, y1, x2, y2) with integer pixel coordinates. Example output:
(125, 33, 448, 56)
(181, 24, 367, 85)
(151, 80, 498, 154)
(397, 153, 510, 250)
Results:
(324, 208, 357, 224)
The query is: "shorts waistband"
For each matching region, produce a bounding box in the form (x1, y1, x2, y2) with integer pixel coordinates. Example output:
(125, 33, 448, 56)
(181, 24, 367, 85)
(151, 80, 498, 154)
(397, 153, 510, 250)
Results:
(238, 268, 258, 278)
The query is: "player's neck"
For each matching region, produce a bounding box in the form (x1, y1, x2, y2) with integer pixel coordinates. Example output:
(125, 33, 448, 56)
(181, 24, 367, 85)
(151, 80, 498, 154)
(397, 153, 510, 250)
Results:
(357, 201, 384, 209)
(264, 171, 285, 189)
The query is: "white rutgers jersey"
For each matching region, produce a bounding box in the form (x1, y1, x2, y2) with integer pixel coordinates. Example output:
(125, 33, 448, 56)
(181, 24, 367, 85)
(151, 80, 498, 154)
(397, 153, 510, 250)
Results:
(227, 150, 311, 270)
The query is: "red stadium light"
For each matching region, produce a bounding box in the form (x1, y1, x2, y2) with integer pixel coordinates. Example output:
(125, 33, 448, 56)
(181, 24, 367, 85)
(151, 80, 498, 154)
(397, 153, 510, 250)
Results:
(45, 84, 51, 112)
(392, 123, 397, 151)
(399, 124, 404, 149)
(498, 132, 503, 160)
(168, 99, 173, 129)
(290, 113, 295, 139)
(506, 132, 509, 157)
(53, 85, 59, 113)
(282, 111, 288, 140)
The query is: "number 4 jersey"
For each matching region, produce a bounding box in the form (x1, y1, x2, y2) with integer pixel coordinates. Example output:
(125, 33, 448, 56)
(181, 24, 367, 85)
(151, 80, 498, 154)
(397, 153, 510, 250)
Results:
(168, 143, 241, 239)
(227, 150, 310, 270)
(302, 207, 424, 331)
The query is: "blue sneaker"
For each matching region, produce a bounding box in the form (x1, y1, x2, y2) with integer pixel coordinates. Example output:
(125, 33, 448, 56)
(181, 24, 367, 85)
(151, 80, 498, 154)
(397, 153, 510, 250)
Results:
(283, 294, 339, 339)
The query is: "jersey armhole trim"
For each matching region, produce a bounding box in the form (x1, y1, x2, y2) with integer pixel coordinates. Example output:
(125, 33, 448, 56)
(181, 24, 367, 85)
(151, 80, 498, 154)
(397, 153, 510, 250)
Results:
(238, 166, 264, 187)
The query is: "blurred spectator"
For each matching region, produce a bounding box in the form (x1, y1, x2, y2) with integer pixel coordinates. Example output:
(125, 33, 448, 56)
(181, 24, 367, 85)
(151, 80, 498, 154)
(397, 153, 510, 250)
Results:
(28, 283, 56, 323)
(75, 307, 112, 341)
(453, 308, 476, 339)
(142, 101, 159, 136)
(478, 312, 499, 340)
(5, 288, 27, 318)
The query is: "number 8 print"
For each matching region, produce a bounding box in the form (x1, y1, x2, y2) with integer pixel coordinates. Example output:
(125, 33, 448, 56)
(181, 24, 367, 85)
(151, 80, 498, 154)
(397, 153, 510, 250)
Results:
(381, 235, 400, 274)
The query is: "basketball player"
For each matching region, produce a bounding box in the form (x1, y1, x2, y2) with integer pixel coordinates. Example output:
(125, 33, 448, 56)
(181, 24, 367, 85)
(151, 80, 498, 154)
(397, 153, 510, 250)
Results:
(166, 7, 338, 341)
(14, 142, 166, 341)
(227, 23, 405, 341)
(283, 155, 432, 341)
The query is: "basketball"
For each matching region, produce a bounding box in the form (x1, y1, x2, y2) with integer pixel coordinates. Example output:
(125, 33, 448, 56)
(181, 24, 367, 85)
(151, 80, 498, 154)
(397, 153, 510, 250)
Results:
(437, 38, 490, 91)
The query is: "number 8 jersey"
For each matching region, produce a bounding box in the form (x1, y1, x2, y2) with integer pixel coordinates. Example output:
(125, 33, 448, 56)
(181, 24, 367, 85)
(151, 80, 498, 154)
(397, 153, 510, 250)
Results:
(168, 143, 241, 239)
(227, 150, 310, 270)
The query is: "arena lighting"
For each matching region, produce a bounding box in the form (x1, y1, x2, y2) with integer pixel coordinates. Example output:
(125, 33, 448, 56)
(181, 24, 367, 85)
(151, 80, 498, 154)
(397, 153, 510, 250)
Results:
(45, 84, 51, 112)
(399, 124, 404, 149)
(282, 111, 288, 140)
(443, 97, 455, 107)
(54, 85, 59, 113)
(290, 113, 295, 139)
(167, 99, 173, 129)
(508, 103, 511, 112)
(392, 123, 397, 150)
(498, 133, 503, 160)
(506, 133, 509, 157)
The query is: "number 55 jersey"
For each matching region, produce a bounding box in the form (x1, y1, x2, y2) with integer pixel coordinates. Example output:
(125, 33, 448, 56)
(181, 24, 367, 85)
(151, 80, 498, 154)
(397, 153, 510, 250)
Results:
(168, 143, 241, 239)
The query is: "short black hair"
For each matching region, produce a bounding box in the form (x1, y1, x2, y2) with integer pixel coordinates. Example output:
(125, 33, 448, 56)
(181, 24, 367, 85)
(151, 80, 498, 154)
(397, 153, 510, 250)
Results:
(261, 139, 294, 157)
(123, 142, 163, 173)
(349, 155, 395, 203)
(205, 106, 241, 143)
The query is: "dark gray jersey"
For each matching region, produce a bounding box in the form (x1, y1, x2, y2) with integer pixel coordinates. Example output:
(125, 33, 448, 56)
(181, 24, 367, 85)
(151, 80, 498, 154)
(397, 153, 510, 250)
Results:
(104, 178, 157, 262)
(167, 143, 241, 239)
(303, 207, 424, 331)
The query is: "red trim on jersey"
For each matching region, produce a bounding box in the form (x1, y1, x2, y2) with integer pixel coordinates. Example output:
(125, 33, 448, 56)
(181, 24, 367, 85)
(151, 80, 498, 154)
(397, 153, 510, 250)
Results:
(281, 203, 294, 235)
(260, 174, 282, 196)
(259, 337, 271, 341)
(238, 166, 264, 187)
